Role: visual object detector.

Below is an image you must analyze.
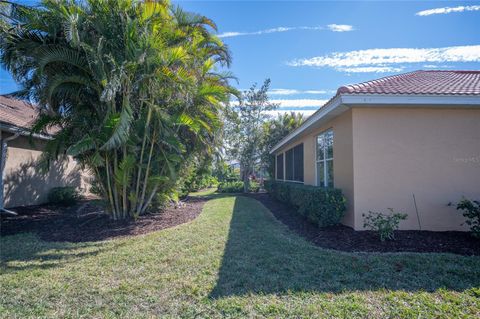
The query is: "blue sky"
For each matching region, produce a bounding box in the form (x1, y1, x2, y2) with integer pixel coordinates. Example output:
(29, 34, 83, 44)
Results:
(1, 1, 480, 116)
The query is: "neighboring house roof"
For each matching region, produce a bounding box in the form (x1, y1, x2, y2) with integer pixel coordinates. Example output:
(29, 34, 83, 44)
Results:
(0, 95, 39, 130)
(270, 70, 480, 154)
(0, 95, 52, 139)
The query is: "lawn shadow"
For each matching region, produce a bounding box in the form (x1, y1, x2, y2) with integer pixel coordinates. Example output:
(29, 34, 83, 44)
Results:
(0, 233, 120, 273)
(210, 196, 480, 298)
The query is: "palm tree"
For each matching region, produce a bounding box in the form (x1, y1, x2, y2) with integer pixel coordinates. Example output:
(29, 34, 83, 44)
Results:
(0, 0, 234, 219)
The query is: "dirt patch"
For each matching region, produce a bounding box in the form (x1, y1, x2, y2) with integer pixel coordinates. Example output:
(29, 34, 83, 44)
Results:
(0, 196, 208, 242)
(248, 193, 480, 256)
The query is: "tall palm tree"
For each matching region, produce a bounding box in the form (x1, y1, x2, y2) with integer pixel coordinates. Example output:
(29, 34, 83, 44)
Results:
(0, 0, 234, 219)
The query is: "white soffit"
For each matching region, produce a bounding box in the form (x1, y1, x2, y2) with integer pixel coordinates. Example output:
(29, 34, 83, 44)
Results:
(270, 93, 480, 154)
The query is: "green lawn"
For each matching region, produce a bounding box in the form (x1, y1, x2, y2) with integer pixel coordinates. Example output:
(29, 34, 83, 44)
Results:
(1, 194, 480, 318)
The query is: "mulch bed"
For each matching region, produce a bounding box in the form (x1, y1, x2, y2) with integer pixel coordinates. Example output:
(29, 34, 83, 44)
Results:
(248, 193, 480, 256)
(0, 196, 208, 243)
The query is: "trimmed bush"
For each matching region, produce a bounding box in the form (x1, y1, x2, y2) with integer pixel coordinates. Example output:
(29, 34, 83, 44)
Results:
(48, 187, 82, 206)
(264, 180, 346, 227)
(363, 209, 408, 241)
(218, 181, 244, 193)
(218, 180, 260, 193)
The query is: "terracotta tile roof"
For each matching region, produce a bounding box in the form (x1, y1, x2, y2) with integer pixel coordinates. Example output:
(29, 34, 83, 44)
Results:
(0, 95, 39, 130)
(337, 70, 480, 95)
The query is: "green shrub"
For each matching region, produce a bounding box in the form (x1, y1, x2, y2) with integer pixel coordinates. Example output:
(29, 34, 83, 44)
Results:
(179, 170, 219, 195)
(218, 181, 244, 193)
(362, 208, 408, 241)
(47, 187, 82, 206)
(456, 198, 480, 238)
(264, 180, 346, 227)
(218, 180, 261, 193)
(249, 181, 260, 193)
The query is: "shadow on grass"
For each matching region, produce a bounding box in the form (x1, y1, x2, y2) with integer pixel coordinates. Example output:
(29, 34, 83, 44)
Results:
(210, 196, 480, 297)
(0, 234, 120, 273)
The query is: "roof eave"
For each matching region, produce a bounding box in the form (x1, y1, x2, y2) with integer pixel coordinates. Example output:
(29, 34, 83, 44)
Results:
(0, 123, 53, 140)
(341, 93, 480, 106)
(269, 93, 480, 154)
(269, 94, 344, 154)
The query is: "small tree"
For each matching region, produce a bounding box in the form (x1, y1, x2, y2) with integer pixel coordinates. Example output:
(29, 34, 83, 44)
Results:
(225, 79, 277, 192)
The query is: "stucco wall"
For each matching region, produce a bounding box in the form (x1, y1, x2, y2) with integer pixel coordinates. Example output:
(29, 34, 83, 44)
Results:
(352, 107, 480, 231)
(3, 135, 92, 207)
(275, 110, 355, 227)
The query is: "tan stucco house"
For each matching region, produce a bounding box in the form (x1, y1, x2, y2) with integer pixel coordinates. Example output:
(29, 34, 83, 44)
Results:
(0, 95, 90, 211)
(270, 70, 480, 231)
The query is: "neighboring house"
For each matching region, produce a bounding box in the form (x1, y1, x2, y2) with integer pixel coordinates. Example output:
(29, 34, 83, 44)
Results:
(227, 160, 240, 170)
(0, 95, 91, 209)
(270, 70, 480, 231)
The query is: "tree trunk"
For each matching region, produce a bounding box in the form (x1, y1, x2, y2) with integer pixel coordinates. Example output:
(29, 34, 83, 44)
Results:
(242, 166, 250, 193)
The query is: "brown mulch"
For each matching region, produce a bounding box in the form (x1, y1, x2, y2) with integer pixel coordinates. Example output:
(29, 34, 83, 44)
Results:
(247, 193, 480, 256)
(0, 196, 208, 243)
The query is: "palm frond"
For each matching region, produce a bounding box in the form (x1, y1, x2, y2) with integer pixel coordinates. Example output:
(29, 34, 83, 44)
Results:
(100, 101, 133, 150)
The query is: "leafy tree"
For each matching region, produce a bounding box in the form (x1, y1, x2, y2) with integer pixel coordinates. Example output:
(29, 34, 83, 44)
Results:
(177, 154, 218, 197)
(225, 79, 277, 192)
(260, 112, 304, 178)
(212, 159, 238, 182)
(0, 0, 233, 219)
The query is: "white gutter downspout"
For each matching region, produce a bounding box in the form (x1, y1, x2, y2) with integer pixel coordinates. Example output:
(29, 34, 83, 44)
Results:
(0, 130, 20, 215)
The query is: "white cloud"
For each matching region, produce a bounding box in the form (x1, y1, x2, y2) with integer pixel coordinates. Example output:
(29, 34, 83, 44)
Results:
(268, 88, 333, 96)
(337, 66, 404, 73)
(304, 90, 335, 94)
(230, 98, 326, 116)
(229, 99, 327, 109)
(268, 89, 299, 95)
(270, 99, 328, 108)
(287, 45, 480, 72)
(264, 110, 317, 117)
(416, 5, 480, 16)
(217, 32, 243, 38)
(218, 26, 314, 38)
(422, 64, 454, 69)
(327, 24, 354, 32)
(218, 24, 353, 38)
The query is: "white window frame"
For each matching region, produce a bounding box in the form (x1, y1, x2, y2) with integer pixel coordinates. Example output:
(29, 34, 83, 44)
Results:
(315, 129, 334, 187)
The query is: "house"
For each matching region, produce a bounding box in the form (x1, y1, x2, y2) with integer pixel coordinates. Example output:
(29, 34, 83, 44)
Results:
(0, 95, 91, 210)
(270, 70, 480, 231)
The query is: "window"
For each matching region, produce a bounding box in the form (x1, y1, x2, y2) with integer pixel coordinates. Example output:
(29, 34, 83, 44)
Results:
(316, 130, 334, 187)
(285, 148, 294, 180)
(276, 153, 284, 180)
(285, 143, 304, 182)
(293, 143, 304, 182)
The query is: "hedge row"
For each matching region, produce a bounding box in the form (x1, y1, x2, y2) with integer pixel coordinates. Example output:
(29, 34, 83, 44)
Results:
(264, 180, 347, 227)
(218, 181, 244, 193)
(218, 181, 260, 193)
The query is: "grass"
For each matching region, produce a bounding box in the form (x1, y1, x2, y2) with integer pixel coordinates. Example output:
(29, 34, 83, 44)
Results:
(1, 195, 480, 318)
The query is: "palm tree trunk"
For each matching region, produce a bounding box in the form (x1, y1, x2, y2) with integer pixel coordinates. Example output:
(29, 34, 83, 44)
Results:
(122, 145, 128, 217)
(112, 151, 121, 217)
(137, 129, 156, 216)
(104, 154, 117, 219)
(134, 106, 152, 211)
(140, 183, 159, 215)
